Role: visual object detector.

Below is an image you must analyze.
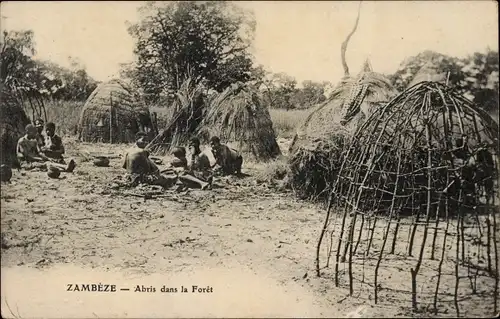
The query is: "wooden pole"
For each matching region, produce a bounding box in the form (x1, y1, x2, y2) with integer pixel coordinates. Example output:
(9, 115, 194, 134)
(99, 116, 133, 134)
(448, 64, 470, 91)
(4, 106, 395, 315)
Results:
(110, 92, 113, 144)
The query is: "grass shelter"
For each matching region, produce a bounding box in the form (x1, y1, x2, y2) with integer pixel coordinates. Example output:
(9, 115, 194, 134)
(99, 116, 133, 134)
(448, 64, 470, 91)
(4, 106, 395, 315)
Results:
(78, 79, 153, 143)
(287, 64, 396, 200)
(195, 81, 281, 162)
(145, 78, 206, 156)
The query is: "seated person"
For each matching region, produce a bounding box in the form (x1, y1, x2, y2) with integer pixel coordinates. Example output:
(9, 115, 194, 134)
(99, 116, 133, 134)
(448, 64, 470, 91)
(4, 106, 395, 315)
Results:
(160, 145, 210, 190)
(122, 134, 209, 190)
(187, 136, 213, 183)
(40, 122, 68, 164)
(34, 119, 45, 148)
(188, 137, 211, 171)
(122, 132, 159, 175)
(17, 124, 76, 172)
(170, 146, 188, 168)
(209, 136, 243, 176)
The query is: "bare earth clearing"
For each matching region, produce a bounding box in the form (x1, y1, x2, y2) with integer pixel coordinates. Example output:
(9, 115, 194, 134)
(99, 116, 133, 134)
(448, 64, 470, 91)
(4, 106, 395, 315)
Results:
(1, 137, 497, 318)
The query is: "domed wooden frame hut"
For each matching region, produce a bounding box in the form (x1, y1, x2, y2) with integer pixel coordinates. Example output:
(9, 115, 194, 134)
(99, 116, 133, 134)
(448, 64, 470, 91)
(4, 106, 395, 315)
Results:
(195, 81, 281, 161)
(316, 81, 499, 316)
(78, 79, 154, 143)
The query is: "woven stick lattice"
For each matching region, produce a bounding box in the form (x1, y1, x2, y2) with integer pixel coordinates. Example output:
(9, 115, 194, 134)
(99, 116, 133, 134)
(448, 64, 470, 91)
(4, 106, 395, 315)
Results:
(316, 81, 499, 316)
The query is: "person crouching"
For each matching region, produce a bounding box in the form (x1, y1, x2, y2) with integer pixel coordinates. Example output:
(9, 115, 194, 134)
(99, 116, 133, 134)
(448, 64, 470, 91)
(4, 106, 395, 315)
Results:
(209, 136, 243, 176)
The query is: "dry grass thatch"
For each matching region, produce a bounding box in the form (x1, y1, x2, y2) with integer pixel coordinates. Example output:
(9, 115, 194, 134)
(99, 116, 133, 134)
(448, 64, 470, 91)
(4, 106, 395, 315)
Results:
(0, 84, 30, 167)
(317, 81, 500, 314)
(287, 67, 396, 200)
(196, 82, 281, 161)
(146, 78, 206, 156)
(78, 79, 152, 143)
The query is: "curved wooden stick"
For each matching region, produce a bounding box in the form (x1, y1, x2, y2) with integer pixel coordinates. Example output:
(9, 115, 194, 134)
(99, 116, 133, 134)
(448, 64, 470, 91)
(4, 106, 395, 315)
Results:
(340, 1, 362, 77)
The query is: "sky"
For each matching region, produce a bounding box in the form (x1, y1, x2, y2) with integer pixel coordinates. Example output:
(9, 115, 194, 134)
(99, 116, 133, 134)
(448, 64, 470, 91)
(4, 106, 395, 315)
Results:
(2, 1, 498, 85)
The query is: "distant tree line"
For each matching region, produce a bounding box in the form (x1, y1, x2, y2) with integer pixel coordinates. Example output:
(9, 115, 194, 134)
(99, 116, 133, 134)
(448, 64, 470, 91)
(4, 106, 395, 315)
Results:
(2, 1, 498, 114)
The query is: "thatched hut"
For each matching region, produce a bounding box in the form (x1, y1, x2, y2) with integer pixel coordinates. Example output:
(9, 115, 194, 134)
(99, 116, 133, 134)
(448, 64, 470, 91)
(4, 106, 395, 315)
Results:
(78, 79, 153, 143)
(196, 82, 281, 161)
(0, 84, 30, 167)
(287, 65, 396, 200)
(146, 78, 206, 156)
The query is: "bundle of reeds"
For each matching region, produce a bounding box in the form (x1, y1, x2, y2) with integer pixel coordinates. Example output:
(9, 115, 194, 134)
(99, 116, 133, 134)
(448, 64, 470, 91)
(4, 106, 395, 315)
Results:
(146, 78, 206, 155)
(287, 129, 350, 201)
(196, 82, 281, 161)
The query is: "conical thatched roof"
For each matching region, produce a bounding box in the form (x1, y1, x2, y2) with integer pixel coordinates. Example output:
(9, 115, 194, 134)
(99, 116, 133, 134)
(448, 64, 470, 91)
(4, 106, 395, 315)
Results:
(408, 61, 448, 87)
(146, 78, 206, 156)
(0, 84, 30, 167)
(196, 82, 281, 161)
(287, 66, 396, 200)
(361, 58, 373, 73)
(78, 79, 151, 143)
(290, 68, 396, 153)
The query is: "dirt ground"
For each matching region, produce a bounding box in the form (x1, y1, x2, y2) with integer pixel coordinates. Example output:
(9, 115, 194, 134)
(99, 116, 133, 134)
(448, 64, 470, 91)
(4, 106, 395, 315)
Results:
(1, 137, 498, 318)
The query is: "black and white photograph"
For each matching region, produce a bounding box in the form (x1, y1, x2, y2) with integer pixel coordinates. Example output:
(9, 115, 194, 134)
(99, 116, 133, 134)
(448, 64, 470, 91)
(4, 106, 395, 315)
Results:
(1, 1, 499, 317)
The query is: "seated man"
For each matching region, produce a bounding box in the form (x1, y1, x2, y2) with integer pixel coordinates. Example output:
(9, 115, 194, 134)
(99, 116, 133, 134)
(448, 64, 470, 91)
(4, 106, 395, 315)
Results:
(122, 132, 159, 175)
(40, 122, 69, 164)
(17, 124, 76, 172)
(209, 136, 243, 176)
(122, 134, 209, 190)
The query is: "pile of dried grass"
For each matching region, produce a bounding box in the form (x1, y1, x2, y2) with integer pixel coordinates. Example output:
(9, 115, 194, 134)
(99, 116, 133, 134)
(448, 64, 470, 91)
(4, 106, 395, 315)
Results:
(78, 79, 152, 143)
(146, 78, 206, 156)
(288, 130, 350, 201)
(196, 82, 281, 161)
(0, 84, 30, 167)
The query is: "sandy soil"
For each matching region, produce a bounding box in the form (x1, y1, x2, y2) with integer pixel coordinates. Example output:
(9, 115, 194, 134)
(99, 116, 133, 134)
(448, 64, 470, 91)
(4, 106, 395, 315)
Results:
(1, 137, 498, 318)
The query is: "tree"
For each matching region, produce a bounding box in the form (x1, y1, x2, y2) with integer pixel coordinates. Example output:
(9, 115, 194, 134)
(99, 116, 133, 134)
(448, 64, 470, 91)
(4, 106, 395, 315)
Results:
(461, 50, 499, 112)
(125, 1, 256, 101)
(296, 80, 329, 108)
(389, 49, 499, 113)
(389, 50, 465, 92)
(36, 59, 98, 101)
(1, 30, 37, 89)
(1, 30, 98, 102)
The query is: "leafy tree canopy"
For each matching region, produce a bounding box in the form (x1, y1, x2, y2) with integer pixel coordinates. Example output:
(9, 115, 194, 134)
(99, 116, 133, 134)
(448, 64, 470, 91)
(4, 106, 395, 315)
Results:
(124, 1, 257, 101)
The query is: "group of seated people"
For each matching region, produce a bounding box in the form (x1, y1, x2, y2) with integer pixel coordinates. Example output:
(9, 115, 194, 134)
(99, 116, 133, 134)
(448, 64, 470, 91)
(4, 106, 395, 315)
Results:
(16, 119, 76, 173)
(122, 133, 243, 190)
(15, 118, 242, 190)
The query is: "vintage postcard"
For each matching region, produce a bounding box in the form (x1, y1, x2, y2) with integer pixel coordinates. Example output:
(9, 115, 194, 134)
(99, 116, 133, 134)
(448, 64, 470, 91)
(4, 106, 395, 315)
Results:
(1, 1, 499, 318)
